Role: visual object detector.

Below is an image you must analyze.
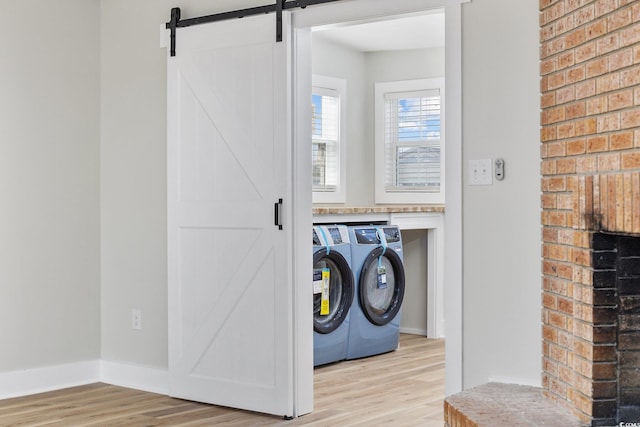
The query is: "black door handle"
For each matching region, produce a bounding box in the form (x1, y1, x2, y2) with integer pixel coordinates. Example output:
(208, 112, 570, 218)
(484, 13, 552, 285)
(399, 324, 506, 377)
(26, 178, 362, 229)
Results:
(274, 198, 283, 230)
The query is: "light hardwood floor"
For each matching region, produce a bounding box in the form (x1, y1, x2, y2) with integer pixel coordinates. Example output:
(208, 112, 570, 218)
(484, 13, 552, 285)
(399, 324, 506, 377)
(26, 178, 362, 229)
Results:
(0, 335, 444, 426)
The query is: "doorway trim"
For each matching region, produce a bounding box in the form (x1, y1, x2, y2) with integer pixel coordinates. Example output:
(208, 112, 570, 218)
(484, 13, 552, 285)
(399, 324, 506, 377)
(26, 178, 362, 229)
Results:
(291, 0, 468, 414)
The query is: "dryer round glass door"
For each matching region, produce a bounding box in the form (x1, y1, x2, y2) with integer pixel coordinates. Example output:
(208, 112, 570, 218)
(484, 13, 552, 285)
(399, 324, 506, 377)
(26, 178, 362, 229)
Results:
(358, 247, 405, 326)
(313, 250, 354, 334)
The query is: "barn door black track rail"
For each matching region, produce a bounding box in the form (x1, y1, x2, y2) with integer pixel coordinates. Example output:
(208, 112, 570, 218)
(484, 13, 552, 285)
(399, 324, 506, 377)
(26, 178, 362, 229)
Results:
(166, 0, 342, 56)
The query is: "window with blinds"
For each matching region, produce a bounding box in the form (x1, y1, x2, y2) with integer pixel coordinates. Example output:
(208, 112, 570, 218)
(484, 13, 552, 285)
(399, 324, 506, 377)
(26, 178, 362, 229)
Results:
(312, 75, 346, 203)
(312, 89, 340, 191)
(374, 78, 444, 204)
(384, 89, 441, 191)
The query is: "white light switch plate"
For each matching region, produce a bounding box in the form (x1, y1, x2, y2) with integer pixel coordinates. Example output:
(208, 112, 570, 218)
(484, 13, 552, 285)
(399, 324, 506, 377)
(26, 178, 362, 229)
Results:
(469, 159, 493, 185)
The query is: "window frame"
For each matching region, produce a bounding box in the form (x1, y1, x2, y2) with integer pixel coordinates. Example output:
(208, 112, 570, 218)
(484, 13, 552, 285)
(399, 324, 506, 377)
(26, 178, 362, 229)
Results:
(374, 77, 445, 204)
(312, 75, 347, 204)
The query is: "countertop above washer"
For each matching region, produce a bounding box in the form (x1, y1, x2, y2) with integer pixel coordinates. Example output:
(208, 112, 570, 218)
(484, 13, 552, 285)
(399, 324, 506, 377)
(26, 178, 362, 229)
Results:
(312, 205, 445, 215)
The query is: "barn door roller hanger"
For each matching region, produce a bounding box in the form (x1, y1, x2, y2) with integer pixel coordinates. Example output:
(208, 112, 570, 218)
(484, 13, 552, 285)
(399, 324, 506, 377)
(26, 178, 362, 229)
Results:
(166, 0, 342, 57)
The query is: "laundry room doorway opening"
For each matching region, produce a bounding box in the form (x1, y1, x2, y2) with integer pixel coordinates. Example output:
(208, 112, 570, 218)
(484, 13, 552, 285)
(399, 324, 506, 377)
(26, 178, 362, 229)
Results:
(296, 0, 465, 402)
(308, 9, 445, 338)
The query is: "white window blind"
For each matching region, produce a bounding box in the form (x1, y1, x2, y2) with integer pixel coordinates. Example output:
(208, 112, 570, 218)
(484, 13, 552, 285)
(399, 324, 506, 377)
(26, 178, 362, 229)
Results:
(384, 89, 441, 192)
(312, 88, 340, 191)
(374, 78, 444, 204)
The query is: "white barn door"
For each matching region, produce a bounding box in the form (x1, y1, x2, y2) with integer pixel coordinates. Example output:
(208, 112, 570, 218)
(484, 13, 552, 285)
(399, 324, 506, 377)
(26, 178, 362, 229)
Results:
(167, 12, 294, 417)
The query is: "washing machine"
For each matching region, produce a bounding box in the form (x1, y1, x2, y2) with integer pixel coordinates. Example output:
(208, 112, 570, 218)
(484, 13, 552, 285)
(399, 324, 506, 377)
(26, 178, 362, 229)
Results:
(346, 225, 405, 360)
(312, 225, 355, 366)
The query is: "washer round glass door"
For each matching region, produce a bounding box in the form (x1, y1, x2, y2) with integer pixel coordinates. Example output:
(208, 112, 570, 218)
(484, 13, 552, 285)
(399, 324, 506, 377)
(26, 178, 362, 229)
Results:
(313, 250, 354, 334)
(358, 247, 405, 326)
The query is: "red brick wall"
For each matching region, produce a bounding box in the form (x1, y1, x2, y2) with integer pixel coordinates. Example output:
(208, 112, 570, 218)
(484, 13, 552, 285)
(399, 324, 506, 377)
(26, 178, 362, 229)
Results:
(540, 0, 640, 424)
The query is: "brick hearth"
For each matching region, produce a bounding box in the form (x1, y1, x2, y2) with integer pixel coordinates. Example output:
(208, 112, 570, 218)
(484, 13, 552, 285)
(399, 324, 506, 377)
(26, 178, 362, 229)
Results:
(444, 383, 585, 427)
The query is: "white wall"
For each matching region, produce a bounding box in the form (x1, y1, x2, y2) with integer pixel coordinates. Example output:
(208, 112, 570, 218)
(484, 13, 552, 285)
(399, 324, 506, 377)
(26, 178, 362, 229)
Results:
(365, 47, 445, 83)
(311, 36, 368, 206)
(99, 0, 277, 369)
(0, 0, 101, 372)
(0, 0, 541, 397)
(461, 0, 541, 388)
(100, 0, 171, 369)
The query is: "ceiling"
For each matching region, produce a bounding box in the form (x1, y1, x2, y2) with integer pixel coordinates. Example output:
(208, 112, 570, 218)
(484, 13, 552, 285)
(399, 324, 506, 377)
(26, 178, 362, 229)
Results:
(311, 11, 445, 53)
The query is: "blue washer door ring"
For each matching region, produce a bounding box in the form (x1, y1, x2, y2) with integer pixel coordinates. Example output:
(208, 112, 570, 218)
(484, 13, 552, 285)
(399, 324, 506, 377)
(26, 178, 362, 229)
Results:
(358, 246, 405, 326)
(312, 249, 355, 334)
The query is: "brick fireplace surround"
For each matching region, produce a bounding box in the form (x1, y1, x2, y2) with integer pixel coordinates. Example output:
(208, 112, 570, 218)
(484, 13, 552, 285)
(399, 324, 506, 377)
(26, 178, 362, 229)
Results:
(540, 0, 640, 425)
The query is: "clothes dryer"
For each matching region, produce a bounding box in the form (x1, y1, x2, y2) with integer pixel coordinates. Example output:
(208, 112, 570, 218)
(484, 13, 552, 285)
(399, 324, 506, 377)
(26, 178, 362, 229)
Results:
(312, 225, 355, 366)
(346, 225, 405, 360)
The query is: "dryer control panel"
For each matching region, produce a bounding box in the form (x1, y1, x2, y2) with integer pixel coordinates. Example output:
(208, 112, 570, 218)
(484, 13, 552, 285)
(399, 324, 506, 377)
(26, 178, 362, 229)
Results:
(354, 228, 379, 244)
(352, 226, 401, 245)
(327, 226, 344, 244)
(383, 227, 401, 243)
(313, 225, 350, 246)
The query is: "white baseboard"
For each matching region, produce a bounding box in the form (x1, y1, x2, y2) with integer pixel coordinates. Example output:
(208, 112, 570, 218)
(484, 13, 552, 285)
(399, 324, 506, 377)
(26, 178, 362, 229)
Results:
(488, 376, 542, 388)
(100, 360, 169, 395)
(400, 327, 428, 336)
(0, 359, 169, 400)
(0, 360, 100, 400)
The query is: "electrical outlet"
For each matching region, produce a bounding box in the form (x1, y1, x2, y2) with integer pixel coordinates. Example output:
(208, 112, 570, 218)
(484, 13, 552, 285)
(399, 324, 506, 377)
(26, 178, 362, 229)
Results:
(132, 309, 142, 330)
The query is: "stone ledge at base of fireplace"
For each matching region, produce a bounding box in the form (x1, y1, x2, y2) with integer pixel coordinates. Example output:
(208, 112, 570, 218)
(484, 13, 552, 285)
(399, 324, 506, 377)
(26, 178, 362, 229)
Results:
(444, 383, 587, 427)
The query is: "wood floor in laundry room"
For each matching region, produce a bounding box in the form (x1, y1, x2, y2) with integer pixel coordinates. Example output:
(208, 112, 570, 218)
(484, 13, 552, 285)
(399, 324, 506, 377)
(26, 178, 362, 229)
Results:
(0, 334, 445, 426)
